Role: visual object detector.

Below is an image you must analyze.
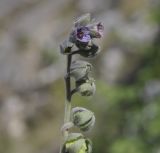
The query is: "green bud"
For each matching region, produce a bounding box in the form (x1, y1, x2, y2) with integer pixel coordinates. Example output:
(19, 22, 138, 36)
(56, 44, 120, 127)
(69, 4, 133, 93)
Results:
(70, 60, 92, 81)
(78, 78, 96, 96)
(78, 42, 100, 58)
(74, 13, 91, 27)
(62, 133, 92, 153)
(72, 107, 95, 131)
(60, 40, 74, 55)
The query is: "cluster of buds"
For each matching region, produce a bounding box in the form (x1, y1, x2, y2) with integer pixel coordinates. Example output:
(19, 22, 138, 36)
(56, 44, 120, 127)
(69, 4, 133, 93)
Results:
(60, 13, 103, 58)
(60, 13, 103, 153)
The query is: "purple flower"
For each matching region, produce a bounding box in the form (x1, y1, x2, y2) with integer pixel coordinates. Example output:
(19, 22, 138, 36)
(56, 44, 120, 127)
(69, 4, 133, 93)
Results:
(68, 15, 104, 51)
(89, 22, 104, 38)
(96, 22, 104, 37)
(76, 27, 91, 43)
(74, 22, 104, 43)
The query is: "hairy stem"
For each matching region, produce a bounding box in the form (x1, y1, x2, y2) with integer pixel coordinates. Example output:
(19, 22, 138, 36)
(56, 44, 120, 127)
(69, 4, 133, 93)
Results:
(63, 99, 72, 139)
(66, 54, 72, 101)
(64, 54, 72, 139)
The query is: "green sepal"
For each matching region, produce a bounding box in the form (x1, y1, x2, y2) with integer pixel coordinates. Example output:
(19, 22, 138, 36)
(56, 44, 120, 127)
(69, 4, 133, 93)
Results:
(72, 107, 95, 132)
(60, 40, 74, 55)
(78, 78, 96, 97)
(62, 133, 92, 153)
(74, 13, 91, 27)
(70, 60, 92, 81)
(77, 42, 100, 58)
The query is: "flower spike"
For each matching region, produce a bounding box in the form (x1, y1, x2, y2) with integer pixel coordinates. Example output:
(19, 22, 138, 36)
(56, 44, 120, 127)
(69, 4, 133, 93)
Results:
(59, 14, 103, 153)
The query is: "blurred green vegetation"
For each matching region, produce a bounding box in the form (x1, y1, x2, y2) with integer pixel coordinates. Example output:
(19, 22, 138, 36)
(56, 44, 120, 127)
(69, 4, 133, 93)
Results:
(40, 47, 58, 67)
(91, 11, 160, 153)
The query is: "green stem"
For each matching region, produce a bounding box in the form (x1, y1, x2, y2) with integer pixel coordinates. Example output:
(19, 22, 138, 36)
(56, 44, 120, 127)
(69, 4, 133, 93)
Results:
(63, 99, 72, 139)
(63, 54, 72, 139)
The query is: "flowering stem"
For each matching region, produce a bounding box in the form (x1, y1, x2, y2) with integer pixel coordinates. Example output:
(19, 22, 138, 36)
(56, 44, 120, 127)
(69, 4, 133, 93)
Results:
(64, 54, 72, 139)
(66, 54, 72, 101)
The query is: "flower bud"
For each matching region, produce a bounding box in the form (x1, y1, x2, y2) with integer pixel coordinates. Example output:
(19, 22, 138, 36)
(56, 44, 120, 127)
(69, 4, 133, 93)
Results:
(70, 60, 92, 81)
(78, 78, 96, 96)
(72, 107, 95, 131)
(74, 13, 91, 27)
(60, 40, 74, 55)
(62, 133, 92, 153)
(78, 42, 100, 58)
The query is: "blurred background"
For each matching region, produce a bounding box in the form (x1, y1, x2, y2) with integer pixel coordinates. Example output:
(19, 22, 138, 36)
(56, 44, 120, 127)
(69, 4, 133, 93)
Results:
(0, 0, 160, 153)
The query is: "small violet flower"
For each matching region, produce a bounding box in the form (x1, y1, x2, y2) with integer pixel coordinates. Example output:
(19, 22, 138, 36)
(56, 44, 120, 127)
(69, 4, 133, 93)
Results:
(76, 27, 91, 43)
(62, 14, 104, 57)
(73, 22, 104, 44)
(70, 16, 104, 45)
(89, 22, 104, 38)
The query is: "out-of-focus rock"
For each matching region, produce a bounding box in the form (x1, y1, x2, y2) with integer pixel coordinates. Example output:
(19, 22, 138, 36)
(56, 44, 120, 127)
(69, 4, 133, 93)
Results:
(1, 95, 26, 139)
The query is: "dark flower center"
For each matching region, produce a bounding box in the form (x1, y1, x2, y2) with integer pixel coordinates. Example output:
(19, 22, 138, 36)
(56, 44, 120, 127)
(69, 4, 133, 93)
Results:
(77, 29, 84, 39)
(77, 27, 89, 39)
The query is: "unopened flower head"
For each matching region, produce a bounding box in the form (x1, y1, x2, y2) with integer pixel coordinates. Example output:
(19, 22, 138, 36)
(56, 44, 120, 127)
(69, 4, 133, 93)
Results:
(62, 133, 92, 153)
(72, 107, 95, 131)
(70, 60, 92, 81)
(77, 77, 96, 96)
